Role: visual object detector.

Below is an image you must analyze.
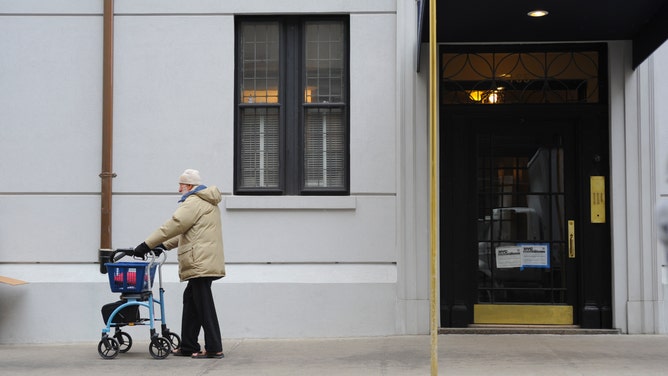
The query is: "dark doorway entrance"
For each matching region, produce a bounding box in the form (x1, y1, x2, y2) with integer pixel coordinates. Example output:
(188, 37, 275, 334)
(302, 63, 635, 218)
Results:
(438, 43, 612, 329)
(440, 106, 611, 328)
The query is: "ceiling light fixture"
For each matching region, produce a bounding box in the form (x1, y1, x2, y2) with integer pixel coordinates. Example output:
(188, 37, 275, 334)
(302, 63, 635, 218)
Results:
(527, 9, 549, 17)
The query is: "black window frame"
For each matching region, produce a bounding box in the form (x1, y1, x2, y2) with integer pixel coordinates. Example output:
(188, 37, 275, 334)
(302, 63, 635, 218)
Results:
(234, 15, 350, 196)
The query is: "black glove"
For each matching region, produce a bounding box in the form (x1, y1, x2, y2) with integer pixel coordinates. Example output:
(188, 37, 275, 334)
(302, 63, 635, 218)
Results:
(134, 242, 150, 259)
(152, 245, 165, 256)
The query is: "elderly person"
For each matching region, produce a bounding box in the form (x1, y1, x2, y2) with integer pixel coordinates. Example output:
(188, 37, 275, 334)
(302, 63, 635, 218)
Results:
(134, 169, 225, 359)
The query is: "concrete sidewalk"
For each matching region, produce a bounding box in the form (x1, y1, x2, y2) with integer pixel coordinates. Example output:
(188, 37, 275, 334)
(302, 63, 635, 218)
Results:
(3, 334, 668, 375)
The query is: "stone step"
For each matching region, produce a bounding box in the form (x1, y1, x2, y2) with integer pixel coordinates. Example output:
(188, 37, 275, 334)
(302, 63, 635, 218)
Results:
(439, 325, 621, 335)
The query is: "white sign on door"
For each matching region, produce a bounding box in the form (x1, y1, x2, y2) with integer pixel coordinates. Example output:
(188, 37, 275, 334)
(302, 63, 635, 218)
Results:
(495, 243, 550, 269)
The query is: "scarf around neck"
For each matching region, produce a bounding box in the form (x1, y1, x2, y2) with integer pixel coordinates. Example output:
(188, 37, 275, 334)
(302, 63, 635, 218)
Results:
(178, 184, 207, 203)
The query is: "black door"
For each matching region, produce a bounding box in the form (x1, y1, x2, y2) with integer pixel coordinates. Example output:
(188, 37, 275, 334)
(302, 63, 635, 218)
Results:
(440, 107, 611, 328)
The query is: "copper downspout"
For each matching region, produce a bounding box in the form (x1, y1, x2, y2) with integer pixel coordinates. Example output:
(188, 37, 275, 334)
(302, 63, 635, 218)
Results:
(99, 0, 116, 273)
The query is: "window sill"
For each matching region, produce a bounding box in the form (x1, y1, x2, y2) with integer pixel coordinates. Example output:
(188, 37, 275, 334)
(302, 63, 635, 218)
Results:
(225, 195, 357, 210)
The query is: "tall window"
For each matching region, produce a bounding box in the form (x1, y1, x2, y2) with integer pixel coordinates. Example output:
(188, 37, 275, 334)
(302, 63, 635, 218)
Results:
(235, 16, 349, 195)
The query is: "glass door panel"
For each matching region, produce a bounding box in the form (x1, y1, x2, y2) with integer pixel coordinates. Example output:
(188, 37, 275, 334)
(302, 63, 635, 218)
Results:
(476, 133, 568, 304)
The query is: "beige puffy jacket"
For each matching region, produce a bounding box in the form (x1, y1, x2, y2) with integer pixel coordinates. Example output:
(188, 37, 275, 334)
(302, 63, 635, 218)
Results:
(145, 185, 225, 281)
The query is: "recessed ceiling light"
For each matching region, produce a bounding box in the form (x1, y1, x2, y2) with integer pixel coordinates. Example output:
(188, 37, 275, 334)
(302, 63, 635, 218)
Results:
(528, 9, 549, 17)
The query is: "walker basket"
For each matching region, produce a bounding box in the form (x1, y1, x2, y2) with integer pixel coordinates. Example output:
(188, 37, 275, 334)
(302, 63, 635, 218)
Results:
(105, 262, 157, 293)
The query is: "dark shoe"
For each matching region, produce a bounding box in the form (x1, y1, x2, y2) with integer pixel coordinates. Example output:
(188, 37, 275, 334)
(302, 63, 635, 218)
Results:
(172, 348, 193, 357)
(192, 351, 224, 359)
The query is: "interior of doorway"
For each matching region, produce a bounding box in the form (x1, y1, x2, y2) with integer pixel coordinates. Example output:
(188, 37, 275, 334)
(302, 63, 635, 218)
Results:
(439, 105, 612, 329)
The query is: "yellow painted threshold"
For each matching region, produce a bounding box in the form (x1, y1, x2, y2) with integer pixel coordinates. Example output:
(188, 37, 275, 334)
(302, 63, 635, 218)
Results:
(474, 304, 573, 325)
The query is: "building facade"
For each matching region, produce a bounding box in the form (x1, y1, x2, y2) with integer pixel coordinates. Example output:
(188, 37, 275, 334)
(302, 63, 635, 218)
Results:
(0, 0, 667, 343)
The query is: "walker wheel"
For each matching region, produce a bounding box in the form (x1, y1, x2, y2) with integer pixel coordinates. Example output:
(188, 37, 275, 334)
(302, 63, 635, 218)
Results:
(115, 331, 133, 353)
(98, 337, 120, 359)
(167, 332, 181, 349)
(149, 337, 171, 359)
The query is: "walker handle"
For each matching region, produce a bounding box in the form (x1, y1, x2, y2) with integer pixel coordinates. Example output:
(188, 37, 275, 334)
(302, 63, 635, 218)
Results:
(111, 248, 135, 262)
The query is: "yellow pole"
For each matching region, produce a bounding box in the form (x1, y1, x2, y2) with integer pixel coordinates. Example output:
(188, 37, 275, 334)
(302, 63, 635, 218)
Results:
(429, 0, 439, 375)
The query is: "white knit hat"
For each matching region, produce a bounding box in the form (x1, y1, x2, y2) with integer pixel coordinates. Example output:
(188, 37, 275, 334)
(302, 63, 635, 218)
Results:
(179, 169, 201, 185)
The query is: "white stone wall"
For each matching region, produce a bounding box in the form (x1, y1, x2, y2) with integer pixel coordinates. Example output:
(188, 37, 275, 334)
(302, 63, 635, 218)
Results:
(650, 41, 668, 334)
(0, 0, 431, 343)
(609, 39, 668, 334)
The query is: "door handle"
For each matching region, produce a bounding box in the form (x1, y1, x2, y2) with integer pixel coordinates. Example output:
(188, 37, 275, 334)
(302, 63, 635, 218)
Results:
(568, 220, 575, 258)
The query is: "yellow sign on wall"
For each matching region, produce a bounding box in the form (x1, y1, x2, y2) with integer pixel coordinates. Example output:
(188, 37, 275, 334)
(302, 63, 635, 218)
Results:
(591, 176, 606, 223)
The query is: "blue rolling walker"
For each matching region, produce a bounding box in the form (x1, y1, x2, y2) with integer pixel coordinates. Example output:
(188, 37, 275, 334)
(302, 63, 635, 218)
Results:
(98, 248, 181, 359)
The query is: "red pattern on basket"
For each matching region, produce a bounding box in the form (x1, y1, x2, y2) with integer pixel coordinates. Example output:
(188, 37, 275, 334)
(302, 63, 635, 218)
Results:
(114, 271, 148, 286)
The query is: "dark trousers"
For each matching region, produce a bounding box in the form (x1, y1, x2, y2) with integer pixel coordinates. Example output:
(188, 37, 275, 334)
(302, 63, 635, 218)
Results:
(180, 277, 223, 353)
